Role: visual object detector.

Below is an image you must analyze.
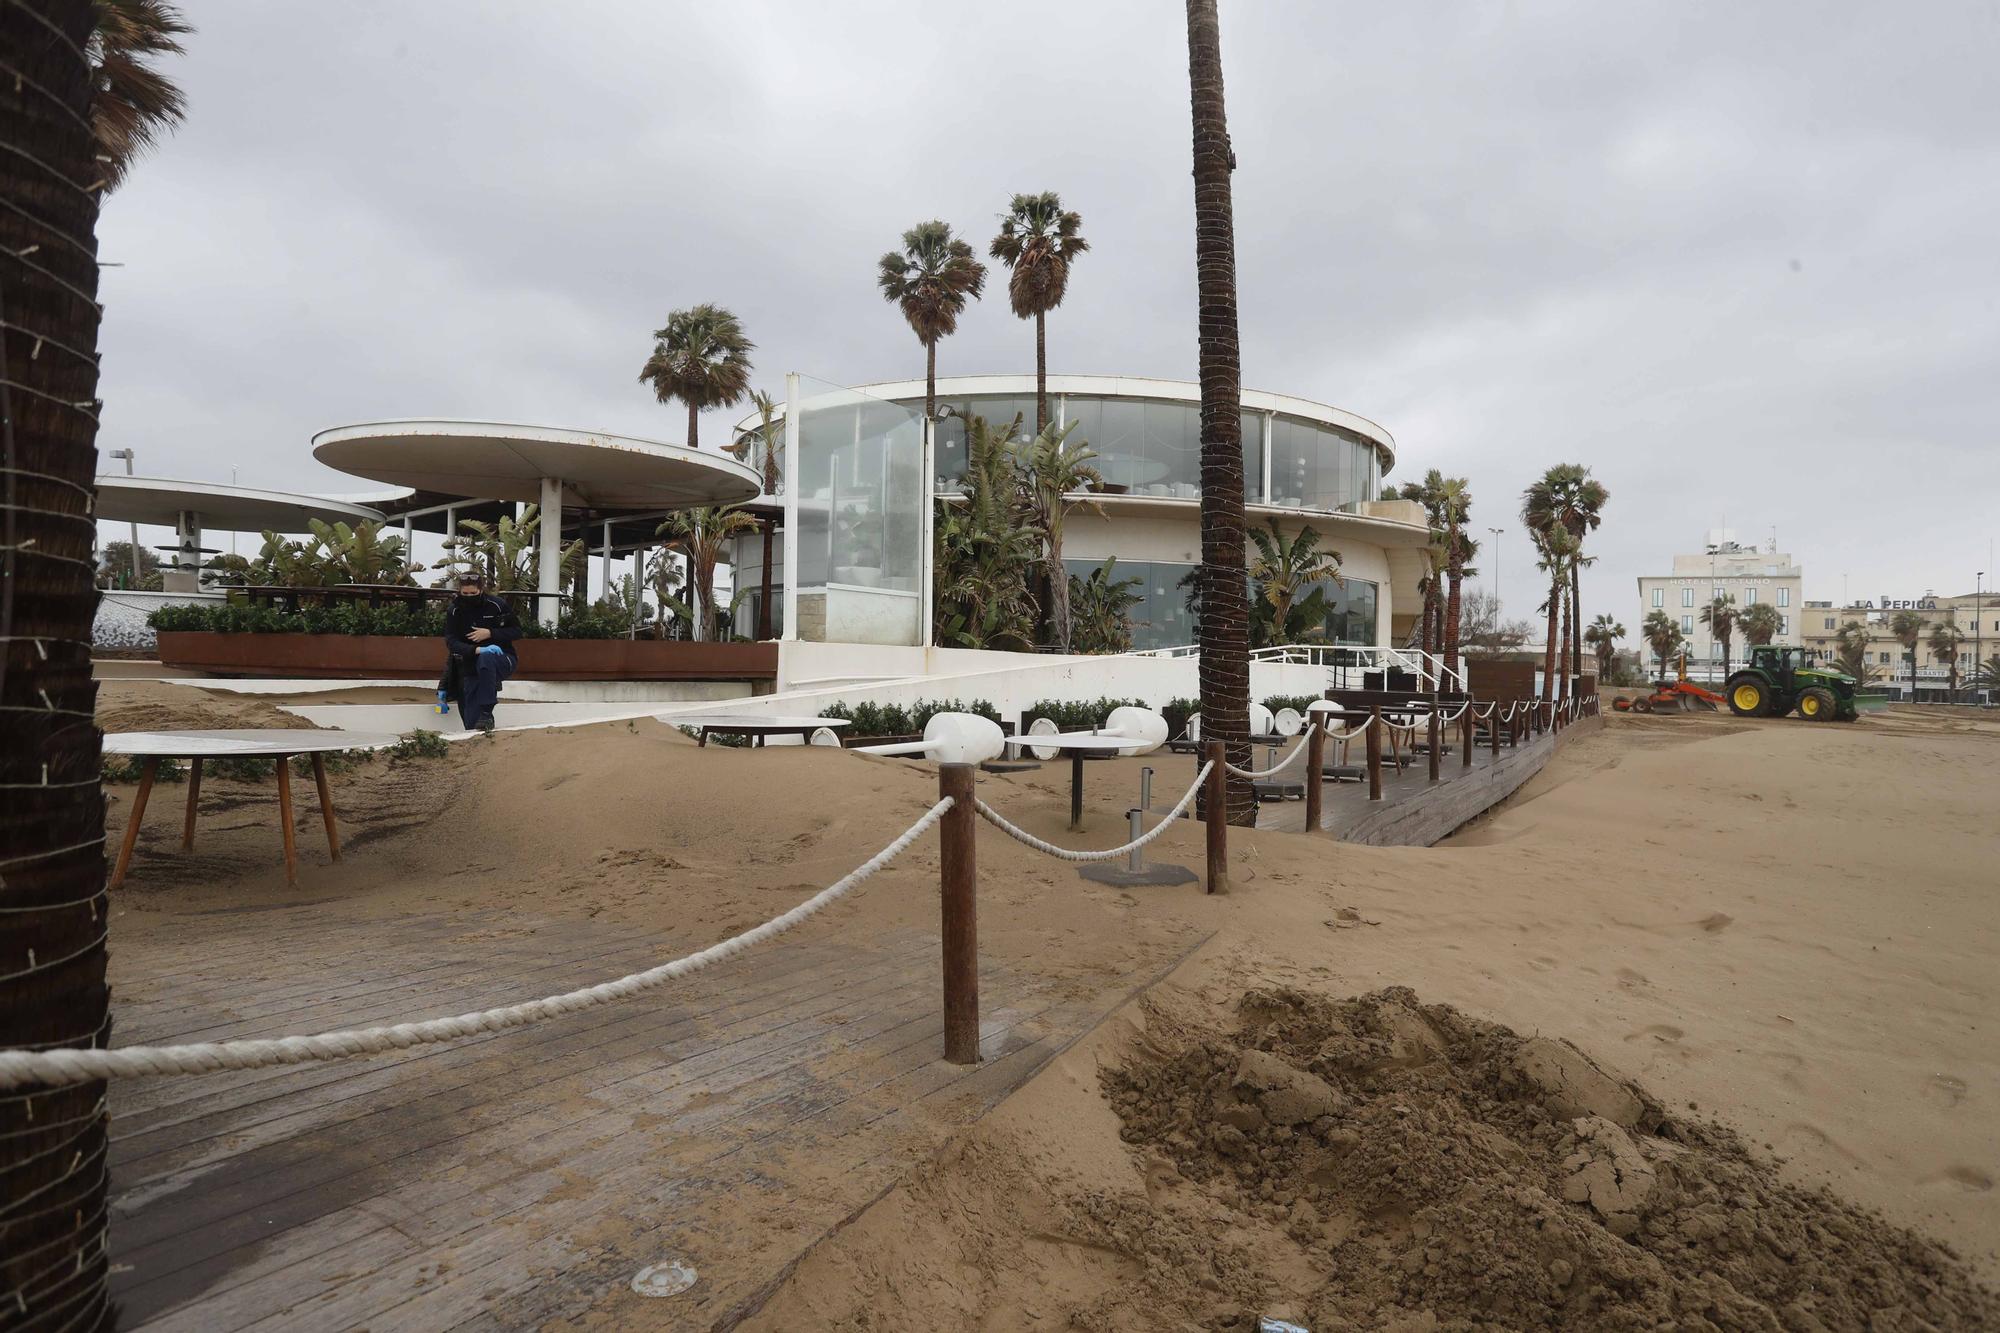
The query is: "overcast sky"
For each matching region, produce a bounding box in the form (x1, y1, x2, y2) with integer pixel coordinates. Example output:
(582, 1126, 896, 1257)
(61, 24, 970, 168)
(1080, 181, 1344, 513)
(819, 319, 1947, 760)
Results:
(97, 0, 2000, 624)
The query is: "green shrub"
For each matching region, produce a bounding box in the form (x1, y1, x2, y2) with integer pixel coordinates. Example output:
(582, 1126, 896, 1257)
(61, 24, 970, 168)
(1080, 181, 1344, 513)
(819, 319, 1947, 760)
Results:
(1022, 696, 1150, 733)
(677, 725, 751, 748)
(908, 698, 1003, 731)
(1161, 696, 1200, 740)
(1261, 694, 1319, 718)
(387, 729, 450, 761)
(208, 756, 276, 781)
(101, 756, 185, 784)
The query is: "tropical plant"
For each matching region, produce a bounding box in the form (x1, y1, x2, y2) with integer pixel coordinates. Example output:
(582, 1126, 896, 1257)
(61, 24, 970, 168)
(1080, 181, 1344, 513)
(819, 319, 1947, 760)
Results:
(1641, 609, 1683, 680)
(1972, 653, 2000, 691)
(1522, 463, 1609, 681)
(1928, 621, 1964, 701)
(1832, 621, 1878, 682)
(1736, 601, 1782, 648)
(1188, 0, 1254, 825)
(657, 505, 759, 642)
(989, 191, 1089, 435)
(1068, 558, 1143, 654)
(1247, 519, 1340, 645)
(1392, 473, 1446, 659)
(1436, 476, 1472, 680)
(445, 507, 584, 593)
(878, 220, 987, 427)
(90, 0, 191, 192)
(933, 415, 1039, 650)
(1015, 418, 1102, 651)
(637, 304, 756, 451)
(729, 388, 784, 495)
(1530, 524, 1577, 698)
(1699, 594, 1738, 676)
(645, 545, 687, 638)
(6, 5, 184, 1309)
(1584, 614, 1624, 679)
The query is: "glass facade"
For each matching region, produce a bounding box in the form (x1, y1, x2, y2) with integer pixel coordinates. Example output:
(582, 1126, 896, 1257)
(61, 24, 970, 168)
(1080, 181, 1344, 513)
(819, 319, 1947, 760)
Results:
(929, 392, 1378, 512)
(790, 378, 925, 644)
(1062, 559, 1377, 653)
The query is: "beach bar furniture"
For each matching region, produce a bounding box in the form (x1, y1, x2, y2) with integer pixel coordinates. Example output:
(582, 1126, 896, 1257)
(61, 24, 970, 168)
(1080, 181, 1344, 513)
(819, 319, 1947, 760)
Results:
(672, 714, 851, 748)
(105, 729, 402, 887)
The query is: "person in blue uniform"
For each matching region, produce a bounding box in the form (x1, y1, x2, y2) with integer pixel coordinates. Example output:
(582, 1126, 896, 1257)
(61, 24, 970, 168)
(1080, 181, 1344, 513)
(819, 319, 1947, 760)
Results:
(440, 573, 522, 732)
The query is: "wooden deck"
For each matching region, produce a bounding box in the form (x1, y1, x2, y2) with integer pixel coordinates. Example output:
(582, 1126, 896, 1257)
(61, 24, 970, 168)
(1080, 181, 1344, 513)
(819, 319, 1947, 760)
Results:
(106, 902, 1172, 1329)
(1256, 716, 1589, 845)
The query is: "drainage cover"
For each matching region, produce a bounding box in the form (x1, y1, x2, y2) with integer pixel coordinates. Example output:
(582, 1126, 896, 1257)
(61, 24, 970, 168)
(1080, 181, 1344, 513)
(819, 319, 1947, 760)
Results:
(630, 1259, 698, 1298)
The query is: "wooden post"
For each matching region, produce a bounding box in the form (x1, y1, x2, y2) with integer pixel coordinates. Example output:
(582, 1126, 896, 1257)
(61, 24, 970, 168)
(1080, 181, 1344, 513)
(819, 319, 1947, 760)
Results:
(1427, 710, 1441, 783)
(939, 764, 980, 1064)
(1305, 722, 1325, 830)
(1069, 751, 1085, 832)
(275, 755, 298, 884)
(1462, 707, 1475, 769)
(310, 753, 342, 862)
(181, 756, 203, 850)
(1366, 707, 1383, 801)
(111, 756, 158, 890)
(1491, 706, 1501, 758)
(1203, 739, 1227, 894)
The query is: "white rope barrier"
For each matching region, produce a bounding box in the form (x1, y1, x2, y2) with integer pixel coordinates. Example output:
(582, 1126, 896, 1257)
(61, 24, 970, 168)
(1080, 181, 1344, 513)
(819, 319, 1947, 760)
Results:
(1436, 702, 1471, 723)
(0, 798, 957, 1089)
(976, 763, 1211, 863)
(1473, 702, 1496, 718)
(1223, 727, 1315, 779)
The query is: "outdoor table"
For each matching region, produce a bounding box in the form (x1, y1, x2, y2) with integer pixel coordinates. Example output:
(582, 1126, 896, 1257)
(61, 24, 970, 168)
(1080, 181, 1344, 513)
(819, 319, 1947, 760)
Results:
(1003, 732, 1131, 831)
(671, 715, 851, 748)
(104, 730, 403, 888)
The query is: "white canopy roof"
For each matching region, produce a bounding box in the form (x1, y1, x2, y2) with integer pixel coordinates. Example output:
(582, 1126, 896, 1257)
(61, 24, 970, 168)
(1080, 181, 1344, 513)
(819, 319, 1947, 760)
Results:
(94, 476, 385, 532)
(311, 420, 763, 509)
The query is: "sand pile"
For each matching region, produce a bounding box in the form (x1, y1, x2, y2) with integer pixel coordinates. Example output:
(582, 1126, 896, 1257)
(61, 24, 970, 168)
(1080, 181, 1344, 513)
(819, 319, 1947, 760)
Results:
(1095, 987, 1999, 1331)
(96, 680, 322, 733)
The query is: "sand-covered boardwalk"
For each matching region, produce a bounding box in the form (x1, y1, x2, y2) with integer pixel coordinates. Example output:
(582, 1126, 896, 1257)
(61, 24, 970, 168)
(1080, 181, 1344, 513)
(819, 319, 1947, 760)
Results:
(90, 685, 2000, 1327)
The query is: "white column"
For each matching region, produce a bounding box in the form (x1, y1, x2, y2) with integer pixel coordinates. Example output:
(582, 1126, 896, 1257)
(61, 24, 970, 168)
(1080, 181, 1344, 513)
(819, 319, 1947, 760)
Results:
(600, 520, 612, 602)
(782, 372, 800, 641)
(537, 476, 563, 626)
(919, 408, 934, 650)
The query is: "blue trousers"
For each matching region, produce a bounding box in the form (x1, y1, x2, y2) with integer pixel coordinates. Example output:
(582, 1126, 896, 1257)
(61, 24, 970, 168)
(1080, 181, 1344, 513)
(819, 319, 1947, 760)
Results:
(457, 651, 514, 728)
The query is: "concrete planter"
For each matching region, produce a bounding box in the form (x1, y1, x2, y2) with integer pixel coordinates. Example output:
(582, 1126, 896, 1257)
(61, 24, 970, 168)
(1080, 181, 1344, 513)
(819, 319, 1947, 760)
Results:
(155, 632, 778, 682)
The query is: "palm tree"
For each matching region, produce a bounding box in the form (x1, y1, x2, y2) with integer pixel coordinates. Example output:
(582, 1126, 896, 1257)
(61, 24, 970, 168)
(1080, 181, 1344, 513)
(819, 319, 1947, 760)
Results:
(1187, 0, 1253, 826)
(878, 220, 987, 428)
(1834, 620, 1878, 682)
(637, 304, 755, 452)
(1522, 464, 1609, 680)
(1016, 419, 1101, 651)
(1883, 610, 1928, 696)
(1248, 520, 1341, 640)
(934, 416, 1039, 650)
(1972, 653, 2000, 693)
(1438, 477, 1471, 683)
(990, 192, 1089, 435)
(658, 506, 760, 642)
(1585, 614, 1624, 680)
(1530, 525, 1576, 699)
(730, 389, 783, 638)
(1740, 602, 1784, 648)
(91, 0, 191, 191)
(1642, 610, 1683, 680)
(4, 3, 181, 1324)
(1700, 594, 1738, 676)
(1928, 622, 1964, 703)
(1393, 473, 1448, 660)
(1068, 558, 1144, 654)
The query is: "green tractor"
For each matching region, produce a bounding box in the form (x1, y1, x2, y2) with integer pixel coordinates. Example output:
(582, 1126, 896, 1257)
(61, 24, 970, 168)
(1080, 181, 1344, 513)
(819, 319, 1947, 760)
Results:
(1724, 645, 1870, 722)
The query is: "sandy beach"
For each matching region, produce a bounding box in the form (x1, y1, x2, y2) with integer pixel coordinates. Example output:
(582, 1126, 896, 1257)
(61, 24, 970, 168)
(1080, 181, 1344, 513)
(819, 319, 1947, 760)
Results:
(94, 684, 2000, 1326)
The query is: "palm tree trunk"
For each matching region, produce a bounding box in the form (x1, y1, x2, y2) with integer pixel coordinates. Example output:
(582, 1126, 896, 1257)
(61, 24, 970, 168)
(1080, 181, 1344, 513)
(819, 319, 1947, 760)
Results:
(0, 4, 113, 1326)
(1570, 558, 1583, 679)
(1035, 310, 1048, 436)
(1542, 575, 1560, 700)
(686, 399, 699, 452)
(1443, 559, 1464, 685)
(1558, 580, 1573, 701)
(1188, 0, 1253, 827)
(925, 339, 936, 429)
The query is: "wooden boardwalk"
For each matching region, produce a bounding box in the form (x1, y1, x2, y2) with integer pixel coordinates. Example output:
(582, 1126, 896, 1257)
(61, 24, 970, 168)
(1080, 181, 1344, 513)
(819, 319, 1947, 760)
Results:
(106, 902, 1163, 1329)
(1256, 717, 1576, 845)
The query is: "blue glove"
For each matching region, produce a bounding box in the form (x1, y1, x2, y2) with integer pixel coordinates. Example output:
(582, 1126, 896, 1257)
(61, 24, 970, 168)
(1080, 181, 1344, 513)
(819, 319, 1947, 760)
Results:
(478, 643, 504, 657)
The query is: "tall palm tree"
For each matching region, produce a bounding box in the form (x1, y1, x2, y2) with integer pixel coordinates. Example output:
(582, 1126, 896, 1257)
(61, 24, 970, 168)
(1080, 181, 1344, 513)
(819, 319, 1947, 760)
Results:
(878, 220, 986, 428)
(90, 0, 191, 191)
(1740, 602, 1783, 647)
(1927, 622, 1964, 703)
(637, 304, 755, 451)
(657, 506, 760, 641)
(1887, 609, 1927, 696)
(1642, 609, 1683, 681)
(1585, 614, 1624, 680)
(1834, 620, 1877, 681)
(730, 389, 783, 638)
(990, 192, 1089, 435)
(1015, 420, 1101, 651)
(1391, 475, 1446, 658)
(1522, 463, 1609, 680)
(1531, 525, 1576, 699)
(1187, 0, 1253, 826)
(3, 3, 175, 1325)
(1248, 520, 1340, 638)
(1972, 653, 2000, 692)
(1700, 594, 1738, 676)
(1438, 476, 1471, 683)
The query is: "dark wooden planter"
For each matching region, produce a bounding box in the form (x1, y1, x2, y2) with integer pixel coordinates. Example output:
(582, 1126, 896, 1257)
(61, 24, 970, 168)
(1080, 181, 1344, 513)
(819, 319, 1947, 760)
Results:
(156, 632, 778, 682)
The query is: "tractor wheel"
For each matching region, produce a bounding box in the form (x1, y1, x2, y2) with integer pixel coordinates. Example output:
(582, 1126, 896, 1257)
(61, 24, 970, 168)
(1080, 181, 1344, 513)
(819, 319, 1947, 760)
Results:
(1632, 698, 1653, 713)
(1726, 677, 1767, 718)
(1797, 687, 1837, 722)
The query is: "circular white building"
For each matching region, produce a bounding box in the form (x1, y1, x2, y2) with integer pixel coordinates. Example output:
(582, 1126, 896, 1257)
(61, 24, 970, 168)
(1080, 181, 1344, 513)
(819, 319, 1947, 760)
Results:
(731, 374, 1433, 653)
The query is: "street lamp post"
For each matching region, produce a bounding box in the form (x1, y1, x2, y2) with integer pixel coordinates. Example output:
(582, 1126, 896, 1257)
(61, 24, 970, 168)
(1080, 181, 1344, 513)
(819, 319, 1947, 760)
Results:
(1977, 572, 1985, 704)
(107, 447, 139, 584)
(1487, 527, 1504, 610)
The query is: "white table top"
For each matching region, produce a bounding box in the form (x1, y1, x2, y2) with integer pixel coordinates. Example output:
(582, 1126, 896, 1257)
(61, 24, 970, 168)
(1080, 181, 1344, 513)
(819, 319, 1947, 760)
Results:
(668, 715, 851, 730)
(103, 729, 406, 757)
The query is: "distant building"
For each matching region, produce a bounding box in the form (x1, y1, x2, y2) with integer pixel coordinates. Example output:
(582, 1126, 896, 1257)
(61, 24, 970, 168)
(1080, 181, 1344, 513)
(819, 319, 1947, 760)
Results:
(1636, 531, 1804, 673)
(1799, 591, 1995, 702)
